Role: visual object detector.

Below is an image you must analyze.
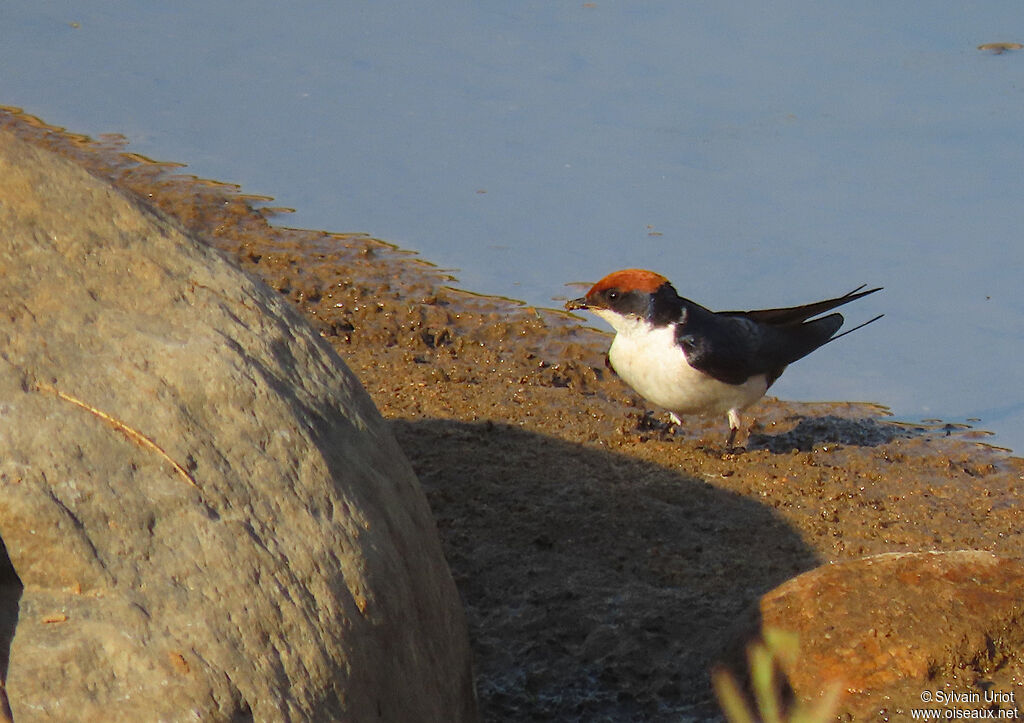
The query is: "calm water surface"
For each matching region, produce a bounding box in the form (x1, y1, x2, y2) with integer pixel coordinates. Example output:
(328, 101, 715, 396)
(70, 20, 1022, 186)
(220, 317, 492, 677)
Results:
(3, 2, 1023, 449)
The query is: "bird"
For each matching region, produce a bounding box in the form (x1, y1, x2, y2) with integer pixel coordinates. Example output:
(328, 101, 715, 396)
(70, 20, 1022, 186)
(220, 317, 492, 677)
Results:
(565, 269, 882, 449)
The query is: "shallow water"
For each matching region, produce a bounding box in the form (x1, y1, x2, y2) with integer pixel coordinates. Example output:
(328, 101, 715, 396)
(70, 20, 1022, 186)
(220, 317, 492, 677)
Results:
(2, 2, 1023, 449)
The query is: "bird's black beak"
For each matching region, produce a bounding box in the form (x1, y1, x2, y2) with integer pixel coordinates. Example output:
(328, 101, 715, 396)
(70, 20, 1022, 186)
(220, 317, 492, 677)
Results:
(565, 297, 589, 311)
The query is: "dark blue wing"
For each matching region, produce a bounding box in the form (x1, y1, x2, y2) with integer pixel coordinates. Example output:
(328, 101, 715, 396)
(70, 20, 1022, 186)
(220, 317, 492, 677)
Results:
(676, 305, 844, 386)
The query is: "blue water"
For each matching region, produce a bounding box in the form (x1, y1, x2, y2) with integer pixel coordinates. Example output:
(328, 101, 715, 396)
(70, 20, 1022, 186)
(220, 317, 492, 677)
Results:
(3, 2, 1023, 450)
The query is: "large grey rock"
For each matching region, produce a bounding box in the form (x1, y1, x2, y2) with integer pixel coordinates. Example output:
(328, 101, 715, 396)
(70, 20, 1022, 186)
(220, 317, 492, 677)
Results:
(0, 130, 477, 721)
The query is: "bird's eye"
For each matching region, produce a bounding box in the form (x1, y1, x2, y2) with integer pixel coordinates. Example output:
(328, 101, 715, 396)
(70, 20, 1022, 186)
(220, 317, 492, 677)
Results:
(606, 290, 620, 301)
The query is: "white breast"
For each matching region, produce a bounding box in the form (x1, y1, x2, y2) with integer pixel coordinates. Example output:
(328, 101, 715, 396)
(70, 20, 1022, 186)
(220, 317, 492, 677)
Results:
(599, 313, 768, 418)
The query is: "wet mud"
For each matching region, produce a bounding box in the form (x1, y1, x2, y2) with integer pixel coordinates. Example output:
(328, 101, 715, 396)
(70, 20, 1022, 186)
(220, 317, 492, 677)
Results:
(4, 107, 1023, 720)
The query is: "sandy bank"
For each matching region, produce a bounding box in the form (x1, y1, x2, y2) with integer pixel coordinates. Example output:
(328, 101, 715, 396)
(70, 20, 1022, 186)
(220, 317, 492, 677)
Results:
(4, 106, 1022, 720)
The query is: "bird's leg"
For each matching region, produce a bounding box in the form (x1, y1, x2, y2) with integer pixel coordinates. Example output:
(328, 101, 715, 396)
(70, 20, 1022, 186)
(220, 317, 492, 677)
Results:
(668, 412, 682, 426)
(725, 409, 743, 452)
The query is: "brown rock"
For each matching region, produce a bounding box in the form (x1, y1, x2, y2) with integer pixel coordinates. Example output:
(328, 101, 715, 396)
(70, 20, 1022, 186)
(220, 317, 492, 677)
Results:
(740, 550, 1024, 718)
(0, 130, 477, 721)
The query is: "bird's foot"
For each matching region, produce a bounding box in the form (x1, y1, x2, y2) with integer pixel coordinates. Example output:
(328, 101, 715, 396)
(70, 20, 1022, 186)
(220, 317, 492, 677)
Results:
(697, 442, 745, 458)
(722, 426, 747, 455)
(633, 410, 680, 439)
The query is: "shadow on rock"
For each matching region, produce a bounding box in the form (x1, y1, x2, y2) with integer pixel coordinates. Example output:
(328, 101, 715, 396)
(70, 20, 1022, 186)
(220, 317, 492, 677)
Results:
(0, 540, 20, 722)
(748, 415, 914, 453)
(391, 419, 820, 722)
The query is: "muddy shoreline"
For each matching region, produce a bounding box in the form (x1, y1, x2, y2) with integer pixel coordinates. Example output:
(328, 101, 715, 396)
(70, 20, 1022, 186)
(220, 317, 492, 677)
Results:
(5, 107, 1023, 720)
